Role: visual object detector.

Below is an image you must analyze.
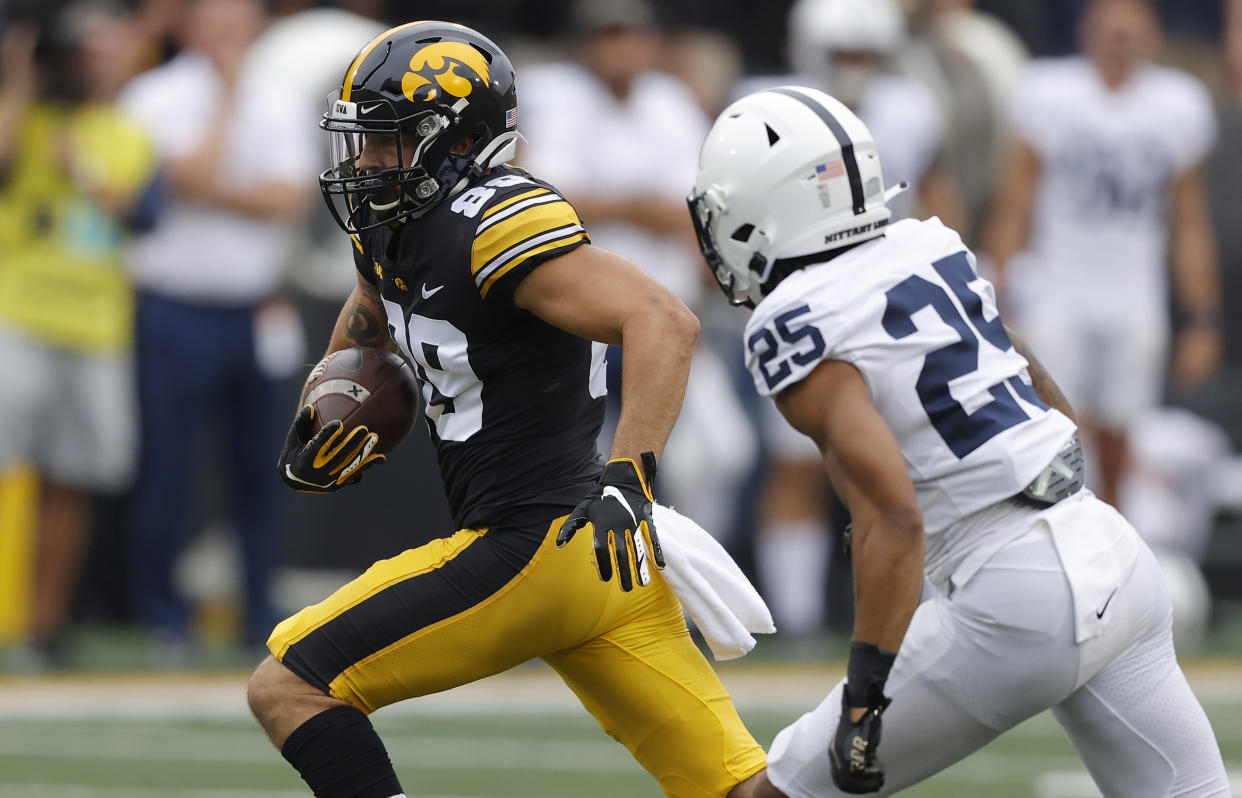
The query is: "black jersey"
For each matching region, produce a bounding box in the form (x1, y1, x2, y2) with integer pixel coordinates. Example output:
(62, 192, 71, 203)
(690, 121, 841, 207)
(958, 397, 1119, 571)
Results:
(351, 166, 605, 528)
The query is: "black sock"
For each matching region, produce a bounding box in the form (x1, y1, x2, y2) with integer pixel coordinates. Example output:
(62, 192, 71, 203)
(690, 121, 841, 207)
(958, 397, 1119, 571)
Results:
(280, 705, 404, 798)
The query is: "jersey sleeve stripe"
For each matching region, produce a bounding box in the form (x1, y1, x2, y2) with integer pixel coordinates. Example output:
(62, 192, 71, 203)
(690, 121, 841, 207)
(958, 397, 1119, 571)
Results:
(474, 223, 585, 287)
(350, 234, 364, 254)
(480, 188, 549, 220)
(478, 231, 589, 298)
(475, 193, 564, 234)
(471, 201, 583, 276)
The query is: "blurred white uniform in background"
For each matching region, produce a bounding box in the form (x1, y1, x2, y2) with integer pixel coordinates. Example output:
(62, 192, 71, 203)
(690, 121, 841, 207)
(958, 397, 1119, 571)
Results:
(519, 15, 757, 538)
(1005, 57, 1216, 427)
(785, 0, 943, 223)
(1120, 407, 1231, 654)
(121, 54, 314, 306)
(243, 9, 386, 301)
(520, 63, 707, 305)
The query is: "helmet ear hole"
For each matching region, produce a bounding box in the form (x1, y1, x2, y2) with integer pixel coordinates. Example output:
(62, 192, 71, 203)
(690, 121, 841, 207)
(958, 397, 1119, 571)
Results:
(731, 223, 755, 242)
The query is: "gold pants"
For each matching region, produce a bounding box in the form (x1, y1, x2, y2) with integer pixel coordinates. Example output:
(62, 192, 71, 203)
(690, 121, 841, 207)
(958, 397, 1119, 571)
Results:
(268, 515, 766, 798)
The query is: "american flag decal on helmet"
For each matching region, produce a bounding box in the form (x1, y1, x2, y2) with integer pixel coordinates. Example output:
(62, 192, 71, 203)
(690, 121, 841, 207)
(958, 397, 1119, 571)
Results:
(816, 160, 845, 180)
(505, 107, 518, 128)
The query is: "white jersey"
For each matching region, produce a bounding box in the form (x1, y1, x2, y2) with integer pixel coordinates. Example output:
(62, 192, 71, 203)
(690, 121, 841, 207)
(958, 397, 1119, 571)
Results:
(1009, 57, 1216, 317)
(518, 63, 709, 305)
(120, 54, 317, 304)
(745, 218, 1075, 544)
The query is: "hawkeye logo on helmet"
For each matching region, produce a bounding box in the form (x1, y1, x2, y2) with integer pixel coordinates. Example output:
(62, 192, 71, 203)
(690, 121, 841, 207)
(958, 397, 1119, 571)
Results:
(401, 42, 491, 103)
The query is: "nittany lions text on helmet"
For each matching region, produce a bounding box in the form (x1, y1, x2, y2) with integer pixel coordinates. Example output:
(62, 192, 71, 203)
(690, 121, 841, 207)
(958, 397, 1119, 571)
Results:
(320, 21, 519, 232)
(687, 86, 906, 307)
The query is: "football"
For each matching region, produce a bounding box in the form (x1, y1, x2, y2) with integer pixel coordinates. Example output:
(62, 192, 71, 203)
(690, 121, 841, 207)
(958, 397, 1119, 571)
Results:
(302, 347, 419, 454)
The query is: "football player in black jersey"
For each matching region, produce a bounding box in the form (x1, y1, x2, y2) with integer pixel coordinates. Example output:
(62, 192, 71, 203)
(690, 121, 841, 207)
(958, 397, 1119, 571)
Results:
(247, 21, 769, 798)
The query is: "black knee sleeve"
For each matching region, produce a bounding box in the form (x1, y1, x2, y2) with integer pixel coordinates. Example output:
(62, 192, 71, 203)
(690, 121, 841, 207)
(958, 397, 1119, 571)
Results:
(280, 705, 404, 798)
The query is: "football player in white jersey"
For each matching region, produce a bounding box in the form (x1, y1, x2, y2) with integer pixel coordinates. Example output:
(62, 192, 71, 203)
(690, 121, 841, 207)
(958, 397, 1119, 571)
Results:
(735, 0, 967, 641)
(688, 86, 1228, 796)
(984, 0, 1222, 508)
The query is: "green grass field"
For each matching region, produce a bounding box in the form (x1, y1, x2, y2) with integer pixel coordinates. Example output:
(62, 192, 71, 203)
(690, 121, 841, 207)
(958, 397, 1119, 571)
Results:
(1, 662, 1239, 797)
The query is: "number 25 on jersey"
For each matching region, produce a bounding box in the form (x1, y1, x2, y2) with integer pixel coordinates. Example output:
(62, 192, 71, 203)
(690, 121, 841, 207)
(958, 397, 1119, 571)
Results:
(882, 252, 1047, 458)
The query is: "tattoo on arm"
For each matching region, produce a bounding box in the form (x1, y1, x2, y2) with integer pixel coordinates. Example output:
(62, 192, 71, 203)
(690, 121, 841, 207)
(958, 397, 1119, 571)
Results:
(1005, 325, 1077, 424)
(344, 299, 385, 347)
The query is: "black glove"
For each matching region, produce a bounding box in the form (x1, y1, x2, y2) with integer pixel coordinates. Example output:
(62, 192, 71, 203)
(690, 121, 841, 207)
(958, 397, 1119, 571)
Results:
(277, 405, 384, 493)
(557, 451, 666, 591)
(830, 642, 897, 794)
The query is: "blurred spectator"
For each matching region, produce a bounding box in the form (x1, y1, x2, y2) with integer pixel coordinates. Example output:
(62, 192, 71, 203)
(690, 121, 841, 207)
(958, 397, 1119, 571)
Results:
(664, 28, 744, 116)
(520, 0, 706, 303)
(983, 0, 1221, 507)
(1230, 0, 1242, 106)
(733, 0, 967, 639)
(518, 0, 757, 540)
(1190, 0, 1242, 446)
(119, 0, 315, 657)
(909, 0, 1029, 241)
(742, 0, 966, 230)
(0, 3, 155, 667)
(243, 7, 385, 302)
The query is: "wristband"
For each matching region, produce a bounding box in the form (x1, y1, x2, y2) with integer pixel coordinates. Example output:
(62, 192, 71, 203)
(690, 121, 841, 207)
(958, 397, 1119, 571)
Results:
(844, 641, 897, 708)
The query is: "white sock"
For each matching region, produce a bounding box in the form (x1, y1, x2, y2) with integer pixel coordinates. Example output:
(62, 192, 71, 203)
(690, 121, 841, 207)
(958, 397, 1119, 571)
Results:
(756, 520, 831, 637)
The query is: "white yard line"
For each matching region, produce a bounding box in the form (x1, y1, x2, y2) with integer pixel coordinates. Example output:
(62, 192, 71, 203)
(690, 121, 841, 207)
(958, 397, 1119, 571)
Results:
(0, 661, 1237, 720)
(0, 726, 637, 773)
(1035, 770, 1242, 798)
(0, 788, 310, 798)
(0, 664, 831, 721)
(0, 787, 501, 798)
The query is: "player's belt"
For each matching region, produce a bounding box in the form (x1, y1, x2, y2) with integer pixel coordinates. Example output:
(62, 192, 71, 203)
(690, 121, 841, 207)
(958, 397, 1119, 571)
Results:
(1015, 432, 1086, 508)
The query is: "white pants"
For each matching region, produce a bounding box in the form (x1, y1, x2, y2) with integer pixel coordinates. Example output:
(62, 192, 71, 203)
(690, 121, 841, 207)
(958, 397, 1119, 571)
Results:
(767, 495, 1229, 798)
(1016, 298, 1167, 430)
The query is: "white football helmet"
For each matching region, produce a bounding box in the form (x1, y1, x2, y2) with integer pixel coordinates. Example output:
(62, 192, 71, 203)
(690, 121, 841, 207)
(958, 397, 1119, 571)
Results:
(688, 86, 904, 307)
(789, 0, 905, 82)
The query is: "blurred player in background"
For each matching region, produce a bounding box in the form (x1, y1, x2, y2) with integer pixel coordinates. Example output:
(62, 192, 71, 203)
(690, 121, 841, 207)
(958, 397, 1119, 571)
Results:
(0, 3, 155, 668)
(904, 0, 1030, 239)
(247, 21, 770, 798)
(735, 0, 968, 640)
(984, 0, 1222, 507)
(120, 0, 315, 657)
(519, 0, 757, 539)
(521, 0, 707, 307)
(782, 0, 963, 229)
(689, 84, 1227, 797)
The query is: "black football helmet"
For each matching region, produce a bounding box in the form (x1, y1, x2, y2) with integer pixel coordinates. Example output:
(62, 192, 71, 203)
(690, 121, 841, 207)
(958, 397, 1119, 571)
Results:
(319, 21, 519, 233)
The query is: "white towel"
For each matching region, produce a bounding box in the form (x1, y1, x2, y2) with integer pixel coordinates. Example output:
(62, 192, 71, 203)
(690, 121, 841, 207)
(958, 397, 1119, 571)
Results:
(654, 503, 776, 660)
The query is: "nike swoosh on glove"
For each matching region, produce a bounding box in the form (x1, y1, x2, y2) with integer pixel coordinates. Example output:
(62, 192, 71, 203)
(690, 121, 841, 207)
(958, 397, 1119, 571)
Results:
(277, 404, 384, 493)
(557, 451, 666, 591)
